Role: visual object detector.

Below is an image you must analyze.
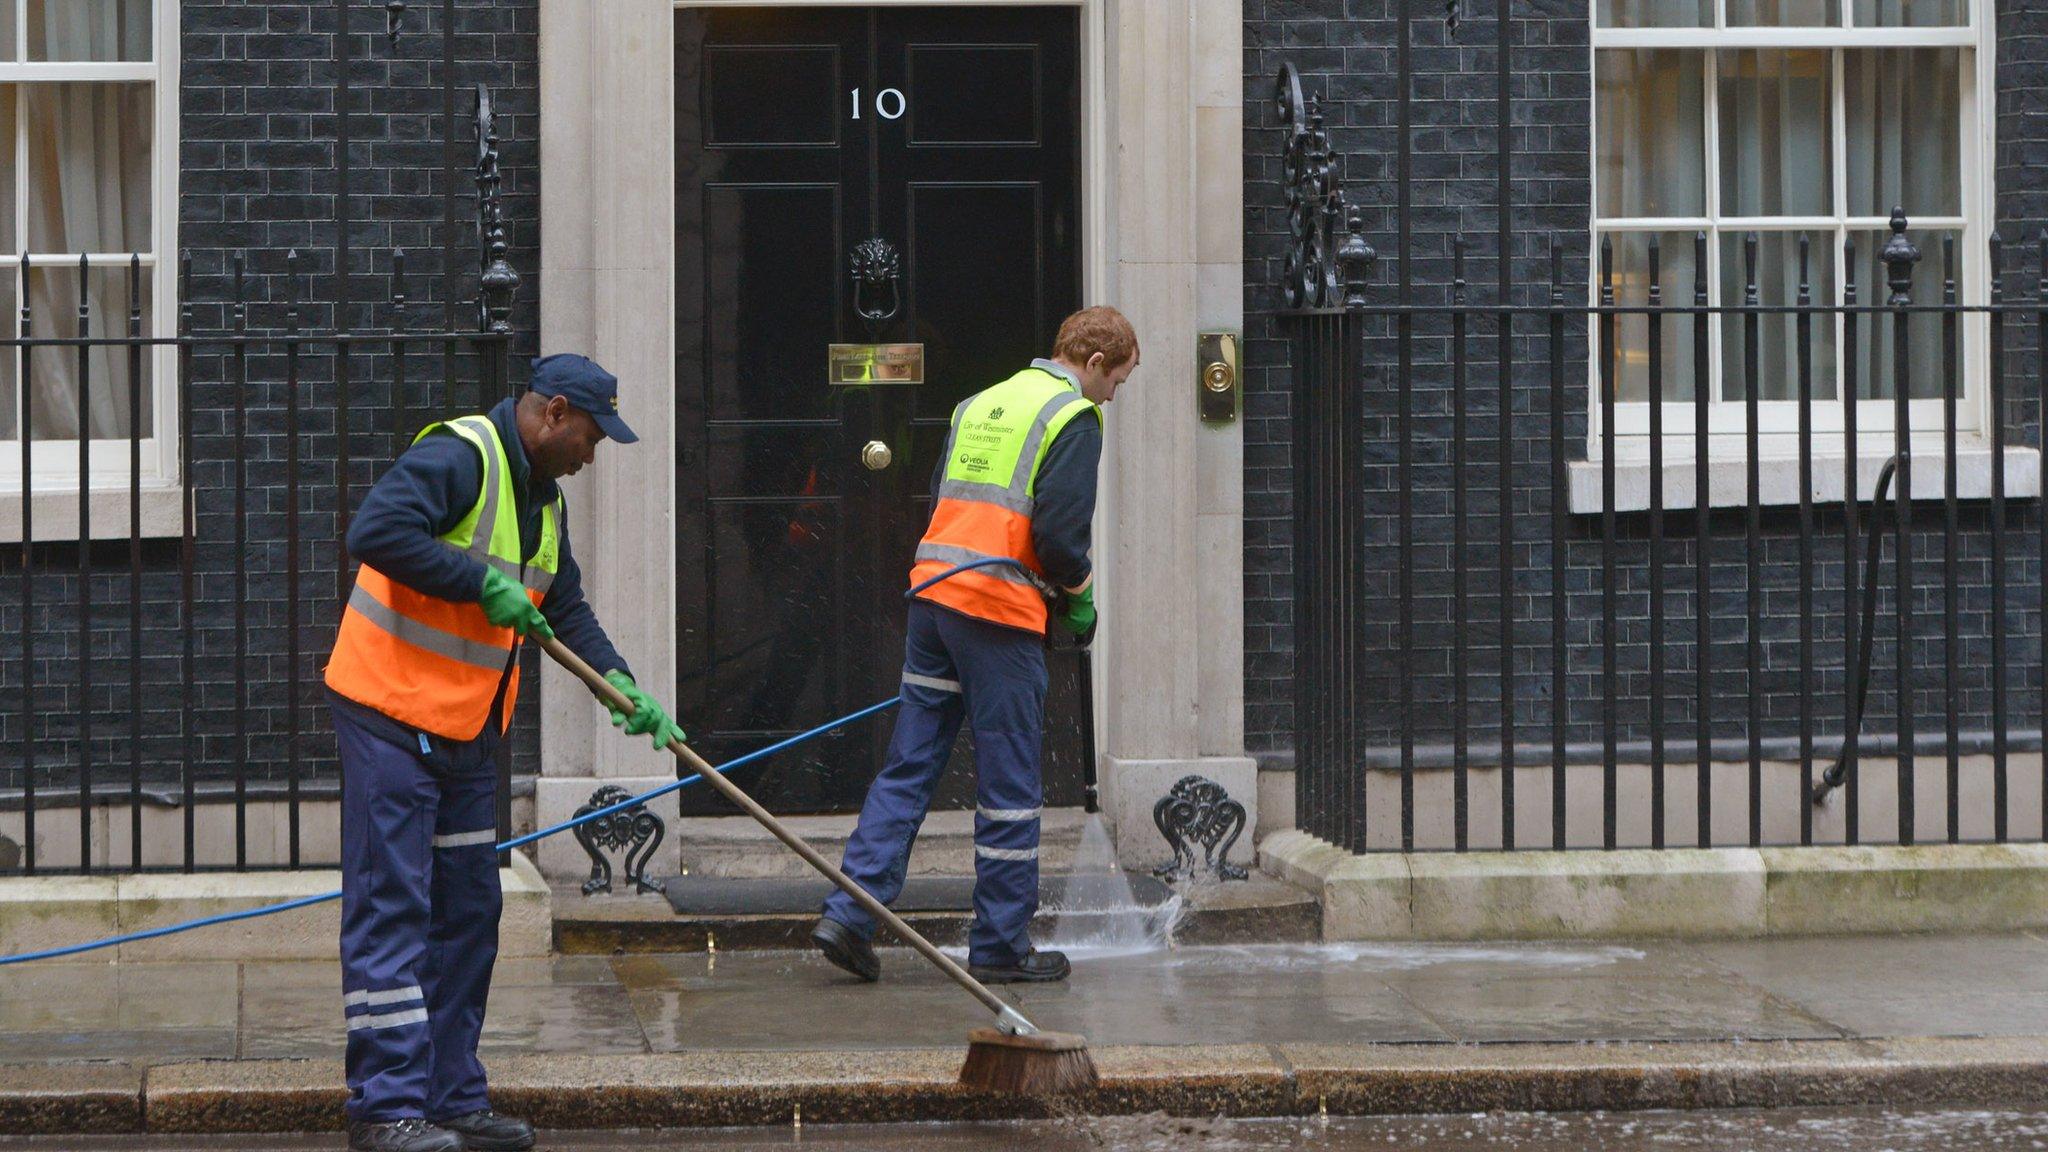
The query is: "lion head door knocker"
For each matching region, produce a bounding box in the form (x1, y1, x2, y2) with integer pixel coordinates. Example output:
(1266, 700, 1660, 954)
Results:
(571, 785, 668, 896)
(850, 237, 902, 334)
(1152, 774, 1249, 882)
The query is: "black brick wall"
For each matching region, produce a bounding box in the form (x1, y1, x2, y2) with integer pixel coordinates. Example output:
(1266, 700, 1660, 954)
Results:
(1245, 3, 2048, 768)
(0, 0, 544, 826)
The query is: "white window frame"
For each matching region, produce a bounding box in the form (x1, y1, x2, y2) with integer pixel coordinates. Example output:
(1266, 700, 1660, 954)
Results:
(1588, 1, 1998, 478)
(0, 0, 180, 541)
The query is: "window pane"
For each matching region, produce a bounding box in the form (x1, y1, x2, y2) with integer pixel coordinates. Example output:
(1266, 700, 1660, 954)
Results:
(26, 83, 152, 254)
(1855, 0, 1966, 26)
(28, 0, 150, 63)
(1728, 0, 1839, 23)
(1846, 229, 1958, 401)
(1597, 0, 1710, 26)
(24, 263, 150, 440)
(1605, 232, 1703, 402)
(1721, 232, 1839, 402)
(1846, 49, 1961, 219)
(1598, 51, 1706, 218)
(1719, 50, 1833, 218)
(0, 2, 16, 61)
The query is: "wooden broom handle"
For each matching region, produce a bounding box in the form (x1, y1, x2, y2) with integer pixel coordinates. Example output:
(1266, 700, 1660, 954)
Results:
(534, 633, 1015, 1020)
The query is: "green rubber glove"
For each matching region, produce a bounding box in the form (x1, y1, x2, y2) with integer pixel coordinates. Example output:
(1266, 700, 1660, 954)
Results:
(603, 670, 687, 751)
(1057, 584, 1097, 643)
(478, 566, 552, 639)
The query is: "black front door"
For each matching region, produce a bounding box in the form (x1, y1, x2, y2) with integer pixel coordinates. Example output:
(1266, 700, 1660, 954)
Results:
(675, 6, 1083, 814)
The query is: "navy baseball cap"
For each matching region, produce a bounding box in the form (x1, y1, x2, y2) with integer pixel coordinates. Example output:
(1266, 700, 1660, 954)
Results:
(528, 353, 638, 444)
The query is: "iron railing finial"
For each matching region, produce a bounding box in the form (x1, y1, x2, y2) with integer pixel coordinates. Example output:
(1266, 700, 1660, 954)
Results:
(1883, 207, 1919, 306)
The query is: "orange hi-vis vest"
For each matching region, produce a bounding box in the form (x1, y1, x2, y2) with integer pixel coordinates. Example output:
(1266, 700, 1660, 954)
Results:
(324, 416, 563, 740)
(909, 366, 1098, 634)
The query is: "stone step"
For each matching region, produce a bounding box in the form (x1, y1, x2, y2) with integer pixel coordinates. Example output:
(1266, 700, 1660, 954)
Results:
(674, 807, 1093, 880)
(550, 871, 1319, 954)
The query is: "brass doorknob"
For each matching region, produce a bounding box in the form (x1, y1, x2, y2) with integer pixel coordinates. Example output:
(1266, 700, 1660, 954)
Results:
(861, 440, 893, 470)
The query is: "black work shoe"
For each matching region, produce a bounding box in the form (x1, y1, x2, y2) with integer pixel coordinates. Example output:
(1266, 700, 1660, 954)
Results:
(347, 1118, 464, 1152)
(812, 915, 881, 982)
(968, 949, 1071, 984)
(435, 1109, 536, 1152)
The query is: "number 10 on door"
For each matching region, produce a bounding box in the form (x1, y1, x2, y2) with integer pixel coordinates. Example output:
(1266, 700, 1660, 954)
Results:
(851, 88, 906, 120)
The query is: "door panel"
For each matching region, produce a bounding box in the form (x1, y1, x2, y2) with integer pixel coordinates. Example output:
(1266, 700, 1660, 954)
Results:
(677, 6, 1082, 815)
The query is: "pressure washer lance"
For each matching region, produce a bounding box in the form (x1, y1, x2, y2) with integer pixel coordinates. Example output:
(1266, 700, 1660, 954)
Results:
(537, 633, 1099, 1096)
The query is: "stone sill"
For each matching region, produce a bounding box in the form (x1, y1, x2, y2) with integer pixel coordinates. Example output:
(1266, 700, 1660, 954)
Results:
(0, 853, 551, 961)
(0, 483, 183, 544)
(1567, 442, 2041, 515)
(1262, 829, 2048, 940)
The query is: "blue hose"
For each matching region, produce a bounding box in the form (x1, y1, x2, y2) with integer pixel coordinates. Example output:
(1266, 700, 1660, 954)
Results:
(0, 558, 1046, 967)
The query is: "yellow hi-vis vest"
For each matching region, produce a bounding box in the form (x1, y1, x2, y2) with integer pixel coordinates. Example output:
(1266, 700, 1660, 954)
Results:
(324, 416, 563, 739)
(909, 367, 1097, 633)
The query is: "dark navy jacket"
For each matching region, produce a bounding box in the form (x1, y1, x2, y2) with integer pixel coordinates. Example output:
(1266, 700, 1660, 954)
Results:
(329, 396, 630, 761)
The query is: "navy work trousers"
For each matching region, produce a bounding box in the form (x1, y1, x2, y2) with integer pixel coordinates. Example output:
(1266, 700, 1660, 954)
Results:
(336, 702, 502, 1123)
(823, 599, 1047, 967)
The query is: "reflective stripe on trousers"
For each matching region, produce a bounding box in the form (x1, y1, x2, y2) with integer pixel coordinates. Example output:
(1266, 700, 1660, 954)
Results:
(825, 600, 1047, 967)
(336, 704, 503, 1123)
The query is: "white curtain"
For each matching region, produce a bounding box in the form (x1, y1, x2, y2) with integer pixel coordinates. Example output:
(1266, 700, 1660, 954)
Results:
(1598, 50, 1705, 219)
(21, 1, 151, 441)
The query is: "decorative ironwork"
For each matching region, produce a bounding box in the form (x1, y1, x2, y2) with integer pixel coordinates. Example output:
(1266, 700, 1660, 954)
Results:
(1152, 775, 1248, 882)
(1446, 0, 1461, 37)
(386, 1, 407, 43)
(476, 84, 520, 335)
(571, 785, 668, 896)
(1883, 206, 1920, 306)
(850, 237, 903, 329)
(1337, 204, 1376, 308)
(1274, 63, 1344, 309)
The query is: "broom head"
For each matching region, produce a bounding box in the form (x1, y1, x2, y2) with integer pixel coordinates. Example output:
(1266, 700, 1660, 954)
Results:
(959, 1027, 1099, 1094)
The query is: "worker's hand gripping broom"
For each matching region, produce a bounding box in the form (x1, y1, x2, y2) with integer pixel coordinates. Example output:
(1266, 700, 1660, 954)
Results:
(535, 634, 1098, 1095)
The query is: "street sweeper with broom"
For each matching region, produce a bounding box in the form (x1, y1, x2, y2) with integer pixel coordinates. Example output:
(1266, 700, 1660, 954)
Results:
(810, 306, 1139, 988)
(322, 353, 685, 1152)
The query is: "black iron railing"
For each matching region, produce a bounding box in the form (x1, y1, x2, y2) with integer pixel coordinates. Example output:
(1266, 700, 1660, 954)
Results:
(0, 0, 522, 876)
(1273, 43, 2047, 853)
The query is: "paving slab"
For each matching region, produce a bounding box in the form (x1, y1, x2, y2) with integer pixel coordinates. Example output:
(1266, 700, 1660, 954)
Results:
(1381, 969, 1844, 1043)
(477, 983, 650, 1055)
(1690, 933, 2048, 1037)
(0, 961, 237, 1033)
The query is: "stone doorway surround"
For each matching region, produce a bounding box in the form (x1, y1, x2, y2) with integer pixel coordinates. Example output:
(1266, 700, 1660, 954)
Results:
(535, 0, 1249, 880)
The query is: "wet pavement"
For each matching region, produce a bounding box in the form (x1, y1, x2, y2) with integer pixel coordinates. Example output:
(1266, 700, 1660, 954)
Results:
(3, 1108, 2047, 1150)
(10, 933, 2048, 1060)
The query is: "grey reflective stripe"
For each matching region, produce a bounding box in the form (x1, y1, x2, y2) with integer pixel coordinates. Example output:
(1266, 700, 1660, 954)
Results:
(902, 672, 962, 694)
(1009, 392, 1093, 494)
(343, 985, 423, 1009)
(432, 828, 498, 849)
(448, 417, 504, 563)
(975, 844, 1039, 862)
(912, 542, 1036, 587)
(524, 565, 555, 596)
(936, 476, 1032, 516)
(346, 1007, 429, 1032)
(347, 586, 509, 672)
(977, 807, 1040, 822)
